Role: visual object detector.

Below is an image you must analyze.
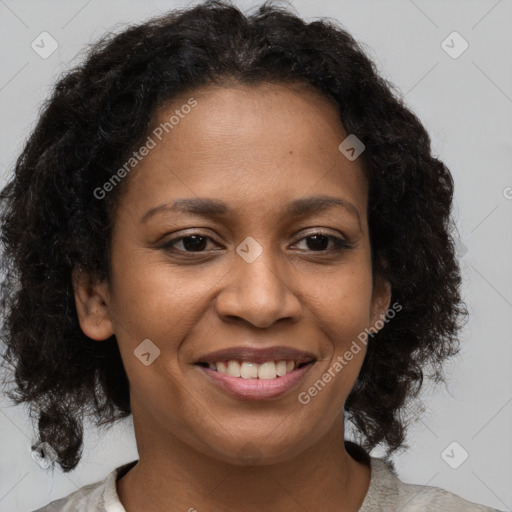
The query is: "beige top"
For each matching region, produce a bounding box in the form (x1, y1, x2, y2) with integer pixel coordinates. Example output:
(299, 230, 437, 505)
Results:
(33, 454, 502, 511)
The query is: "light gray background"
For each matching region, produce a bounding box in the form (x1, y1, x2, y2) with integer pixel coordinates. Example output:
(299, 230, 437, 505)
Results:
(0, 0, 511, 511)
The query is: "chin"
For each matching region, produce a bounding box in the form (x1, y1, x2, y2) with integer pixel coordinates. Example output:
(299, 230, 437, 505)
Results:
(195, 428, 313, 467)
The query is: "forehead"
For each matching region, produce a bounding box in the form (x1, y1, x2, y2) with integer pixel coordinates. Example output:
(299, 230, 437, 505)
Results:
(152, 82, 346, 158)
(121, 82, 368, 222)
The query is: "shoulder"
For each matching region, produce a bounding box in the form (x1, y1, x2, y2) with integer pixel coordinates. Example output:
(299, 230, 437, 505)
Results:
(360, 456, 503, 512)
(31, 460, 137, 512)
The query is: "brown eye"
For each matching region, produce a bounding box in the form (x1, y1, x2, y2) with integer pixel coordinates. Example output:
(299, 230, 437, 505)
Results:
(163, 234, 217, 253)
(304, 234, 330, 251)
(293, 233, 352, 253)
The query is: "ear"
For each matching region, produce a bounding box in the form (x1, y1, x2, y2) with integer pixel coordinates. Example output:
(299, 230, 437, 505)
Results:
(369, 272, 392, 331)
(72, 266, 114, 341)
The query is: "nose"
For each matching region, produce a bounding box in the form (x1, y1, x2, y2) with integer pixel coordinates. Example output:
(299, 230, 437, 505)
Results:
(215, 245, 303, 329)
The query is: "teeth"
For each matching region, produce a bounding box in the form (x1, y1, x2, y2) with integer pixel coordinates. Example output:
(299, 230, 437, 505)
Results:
(258, 361, 277, 380)
(227, 360, 241, 377)
(207, 360, 302, 379)
(216, 361, 228, 374)
(240, 362, 258, 379)
(276, 361, 287, 377)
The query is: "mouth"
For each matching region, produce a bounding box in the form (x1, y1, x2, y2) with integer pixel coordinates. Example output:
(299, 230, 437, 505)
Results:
(195, 359, 313, 379)
(193, 347, 317, 400)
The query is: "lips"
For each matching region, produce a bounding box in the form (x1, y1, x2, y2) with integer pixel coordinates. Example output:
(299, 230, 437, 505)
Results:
(194, 345, 317, 400)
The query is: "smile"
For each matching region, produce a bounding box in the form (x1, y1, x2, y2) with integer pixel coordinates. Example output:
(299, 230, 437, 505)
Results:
(198, 360, 307, 379)
(195, 360, 315, 400)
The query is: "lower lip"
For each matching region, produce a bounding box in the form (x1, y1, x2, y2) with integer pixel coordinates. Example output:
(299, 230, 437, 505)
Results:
(196, 363, 315, 401)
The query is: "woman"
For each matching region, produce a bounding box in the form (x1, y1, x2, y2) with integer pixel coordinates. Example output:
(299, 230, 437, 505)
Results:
(0, 1, 502, 510)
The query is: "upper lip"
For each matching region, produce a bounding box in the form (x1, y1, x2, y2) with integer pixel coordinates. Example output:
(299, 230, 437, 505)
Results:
(195, 346, 317, 365)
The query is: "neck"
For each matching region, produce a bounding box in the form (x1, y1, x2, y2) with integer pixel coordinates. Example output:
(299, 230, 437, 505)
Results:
(117, 413, 371, 512)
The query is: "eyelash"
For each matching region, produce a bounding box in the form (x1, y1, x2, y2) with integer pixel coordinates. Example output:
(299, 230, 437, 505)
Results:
(160, 231, 352, 257)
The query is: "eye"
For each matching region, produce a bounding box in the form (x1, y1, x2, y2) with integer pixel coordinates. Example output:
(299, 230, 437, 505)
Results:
(292, 233, 352, 252)
(162, 234, 218, 254)
(160, 231, 352, 257)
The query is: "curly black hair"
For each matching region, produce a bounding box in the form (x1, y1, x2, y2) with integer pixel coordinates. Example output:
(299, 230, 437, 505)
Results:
(0, 0, 466, 473)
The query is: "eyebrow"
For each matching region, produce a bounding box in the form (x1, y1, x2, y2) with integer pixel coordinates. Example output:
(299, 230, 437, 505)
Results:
(140, 195, 361, 228)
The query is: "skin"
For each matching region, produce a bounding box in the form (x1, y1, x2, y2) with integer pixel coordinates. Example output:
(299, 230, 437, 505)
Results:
(73, 82, 391, 512)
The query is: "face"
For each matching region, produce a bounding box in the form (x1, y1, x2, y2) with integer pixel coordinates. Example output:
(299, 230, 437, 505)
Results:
(74, 82, 390, 465)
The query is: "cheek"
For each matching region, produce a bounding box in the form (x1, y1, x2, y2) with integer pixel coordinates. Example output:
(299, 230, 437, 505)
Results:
(308, 261, 374, 342)
(108, 251, 230, 399)
(305, 260, 374, 391)
(109, 248, 212, 340)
